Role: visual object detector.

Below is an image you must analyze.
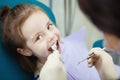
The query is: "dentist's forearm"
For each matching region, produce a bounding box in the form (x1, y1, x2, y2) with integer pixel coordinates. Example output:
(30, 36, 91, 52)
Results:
(97, 66, 119, 80)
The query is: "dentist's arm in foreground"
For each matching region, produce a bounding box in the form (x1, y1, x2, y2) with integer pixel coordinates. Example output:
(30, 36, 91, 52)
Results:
(88, 48, 119, 80)
(40, 50, 67, 80)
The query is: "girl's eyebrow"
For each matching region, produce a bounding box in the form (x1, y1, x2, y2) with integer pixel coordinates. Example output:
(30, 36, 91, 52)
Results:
(45, 20, 50, 27)
(39, 20, 50, 28)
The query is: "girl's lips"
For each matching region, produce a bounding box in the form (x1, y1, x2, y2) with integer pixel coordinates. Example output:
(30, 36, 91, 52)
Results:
(57, 40, 61, 52)
(48, 47, 53, 53)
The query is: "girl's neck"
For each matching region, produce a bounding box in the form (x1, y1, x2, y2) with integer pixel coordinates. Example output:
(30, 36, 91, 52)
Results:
(34, 57, 47, 77)
(40, 57, 47, 64)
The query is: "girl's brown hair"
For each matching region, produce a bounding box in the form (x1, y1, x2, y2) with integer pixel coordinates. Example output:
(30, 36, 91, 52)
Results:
(0, 3, 44, 72)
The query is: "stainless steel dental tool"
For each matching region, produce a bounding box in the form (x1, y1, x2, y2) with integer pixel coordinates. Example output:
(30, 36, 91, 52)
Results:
(78, 48, 108, 64)
(78, 53, 95, 64)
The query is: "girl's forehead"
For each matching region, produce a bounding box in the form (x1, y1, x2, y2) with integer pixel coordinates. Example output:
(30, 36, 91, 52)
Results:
(23, 11, 49, 28)
(21, 11, 50, 39)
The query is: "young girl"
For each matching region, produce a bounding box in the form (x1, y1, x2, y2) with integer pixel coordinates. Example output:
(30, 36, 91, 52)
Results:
(0, 4, 66, 80)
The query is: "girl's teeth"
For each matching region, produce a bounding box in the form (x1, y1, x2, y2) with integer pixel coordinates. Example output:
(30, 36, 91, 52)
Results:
(51, 44, 57, 51)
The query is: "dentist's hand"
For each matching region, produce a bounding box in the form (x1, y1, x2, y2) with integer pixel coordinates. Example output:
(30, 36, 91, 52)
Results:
(88, 48, 118, 80)
(40, 50, 67, 80)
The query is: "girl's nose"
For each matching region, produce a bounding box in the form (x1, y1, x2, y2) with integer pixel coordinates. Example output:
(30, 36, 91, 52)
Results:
(47, 33, 55, 42)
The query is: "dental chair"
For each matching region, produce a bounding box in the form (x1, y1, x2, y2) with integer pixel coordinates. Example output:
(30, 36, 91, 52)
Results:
(0, 0, 56, 80)
(92, 39, 104, 48)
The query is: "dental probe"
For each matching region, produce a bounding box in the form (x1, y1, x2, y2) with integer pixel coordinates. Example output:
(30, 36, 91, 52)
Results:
(78, 48, 107, 64)
(78, 53, 95, 64)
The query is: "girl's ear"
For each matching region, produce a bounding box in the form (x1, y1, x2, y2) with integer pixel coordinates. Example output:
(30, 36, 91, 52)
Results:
(17, 48, 32, 56)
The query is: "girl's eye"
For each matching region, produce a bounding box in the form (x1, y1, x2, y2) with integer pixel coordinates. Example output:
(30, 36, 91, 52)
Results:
(47, 23, 53, 30)
(36, 35, 42, 42)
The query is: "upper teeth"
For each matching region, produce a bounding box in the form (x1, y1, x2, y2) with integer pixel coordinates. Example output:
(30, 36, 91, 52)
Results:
(51, 44, 57, 51)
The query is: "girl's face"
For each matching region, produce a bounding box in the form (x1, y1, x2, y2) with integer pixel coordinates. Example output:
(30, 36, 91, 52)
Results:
(20, 11, 61, 59)
(104, 32, 120, 54)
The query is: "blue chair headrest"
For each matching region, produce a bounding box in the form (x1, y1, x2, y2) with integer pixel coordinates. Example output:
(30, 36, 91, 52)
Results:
(0, 0, 56, 25)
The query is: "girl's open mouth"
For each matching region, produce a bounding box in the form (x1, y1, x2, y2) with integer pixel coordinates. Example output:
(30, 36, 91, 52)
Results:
(48, 40, 61, 54)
